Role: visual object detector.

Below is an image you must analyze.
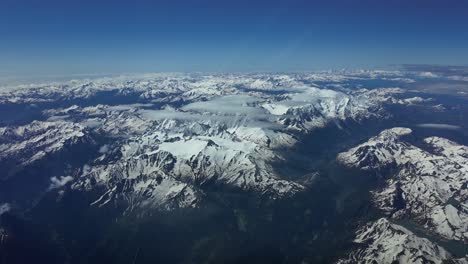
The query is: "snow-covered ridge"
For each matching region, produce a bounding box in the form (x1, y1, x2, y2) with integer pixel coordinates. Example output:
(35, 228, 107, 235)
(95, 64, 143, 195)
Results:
(338, 128, 468, 242)
(337, 127, 413, 171)
(337, 218, 465, 264)
(73, 150, 200, 211)
(72, 118, 304, 212)
(0, 120, 89, 168)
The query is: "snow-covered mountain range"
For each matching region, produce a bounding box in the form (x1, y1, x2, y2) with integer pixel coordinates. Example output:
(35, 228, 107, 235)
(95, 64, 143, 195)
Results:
(338, 127, 467, 242)
(337, 127, 467, 263)
(0, 71, 466, 263)
(337, 218, 466, 264)
(1, 72, 429, 211)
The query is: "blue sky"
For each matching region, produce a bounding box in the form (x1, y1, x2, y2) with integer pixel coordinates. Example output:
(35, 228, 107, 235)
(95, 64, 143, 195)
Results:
(1, 0, 468, 75)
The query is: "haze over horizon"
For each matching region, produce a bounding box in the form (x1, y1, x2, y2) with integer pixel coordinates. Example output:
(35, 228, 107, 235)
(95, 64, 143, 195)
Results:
(1, 0, 468, 75)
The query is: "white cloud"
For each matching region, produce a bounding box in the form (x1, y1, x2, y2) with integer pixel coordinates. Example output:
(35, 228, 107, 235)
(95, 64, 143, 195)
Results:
(106, 103, 153, 111)
(99, 144, 110, 154)
(140, 95, 281, 129)
(416, 123, 461, 130)
(49, 176, 74, 190)
(419, 72, 439, 78)
(181, 95, 265, 115)
(0, 203, 11, 215)
(139, 109, 200, 121)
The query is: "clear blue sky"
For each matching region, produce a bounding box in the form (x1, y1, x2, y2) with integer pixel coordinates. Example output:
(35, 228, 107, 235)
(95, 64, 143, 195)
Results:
(1, 0, 468, 75)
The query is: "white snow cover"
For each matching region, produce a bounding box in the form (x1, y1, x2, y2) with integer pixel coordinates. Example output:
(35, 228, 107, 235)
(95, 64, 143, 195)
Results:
(276, 87, 402, 131)
(337, 218, 459, 264)
(0, 120, 88, 166)
(338, 128, 468, 241)
(0, 72, 437, 212)
(337, 127, 413, 171)
(73, 118, 304, 212)
(262, 103, 290, 115)
(80, 153, 200, 211)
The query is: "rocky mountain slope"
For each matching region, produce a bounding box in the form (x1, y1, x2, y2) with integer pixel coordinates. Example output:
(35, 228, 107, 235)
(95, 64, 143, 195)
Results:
(338, 127, 467, 242)
(337, 218, 466, 264)
(337, 127, 467, 263)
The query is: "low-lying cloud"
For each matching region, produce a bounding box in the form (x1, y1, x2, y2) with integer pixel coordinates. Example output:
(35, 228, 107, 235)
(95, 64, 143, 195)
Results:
(140, 95, 281, 129)
(0, 203, 11, 215)
(181, 95, 265, 115)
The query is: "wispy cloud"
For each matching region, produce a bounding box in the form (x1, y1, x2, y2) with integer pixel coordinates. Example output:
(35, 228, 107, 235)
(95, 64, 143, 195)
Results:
(0, 203, 11, 215)
(415, 123, 461, 130)
(402, 64, 468, 78)
(49, 176, 74, 190)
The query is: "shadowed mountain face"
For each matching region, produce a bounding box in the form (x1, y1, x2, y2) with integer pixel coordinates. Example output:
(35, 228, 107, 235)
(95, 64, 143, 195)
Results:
(0, 70, 467, 263)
